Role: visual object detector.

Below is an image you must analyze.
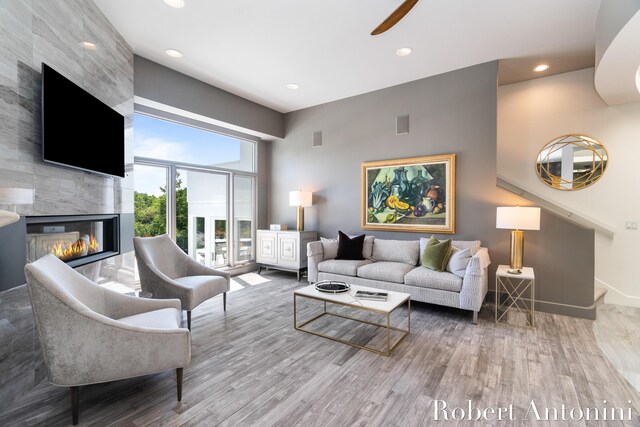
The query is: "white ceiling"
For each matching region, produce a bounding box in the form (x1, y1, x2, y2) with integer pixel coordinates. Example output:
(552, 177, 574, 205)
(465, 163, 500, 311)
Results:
(94, 0, 601, 113)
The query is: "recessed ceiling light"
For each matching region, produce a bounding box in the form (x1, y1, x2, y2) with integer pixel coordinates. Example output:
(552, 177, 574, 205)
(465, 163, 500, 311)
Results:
(163, 0, 185, 8)
(79, 41, 97, 50)
(165, 49, 183, 58)
(286, 83, 300, 90)
(396, 47, 413, 57)
(534, 64, 550, 72)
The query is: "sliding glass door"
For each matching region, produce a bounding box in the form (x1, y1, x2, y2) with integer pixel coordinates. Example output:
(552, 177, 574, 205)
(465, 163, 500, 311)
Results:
(176, 168, 229, 267)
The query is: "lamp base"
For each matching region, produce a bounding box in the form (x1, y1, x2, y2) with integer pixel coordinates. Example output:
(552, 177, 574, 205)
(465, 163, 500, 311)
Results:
(296, 206, 304, 231)
(509, 230, 524, 272)
(507, 268, 522, 275)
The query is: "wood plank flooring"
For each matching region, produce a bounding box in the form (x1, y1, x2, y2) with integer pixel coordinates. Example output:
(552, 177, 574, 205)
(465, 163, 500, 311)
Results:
(593, 304, 640, 394)
(1, 271, 640, 426)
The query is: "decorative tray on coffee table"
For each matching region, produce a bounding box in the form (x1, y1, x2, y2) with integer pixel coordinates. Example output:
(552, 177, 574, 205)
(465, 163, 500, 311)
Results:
(315, 281, 350, 293)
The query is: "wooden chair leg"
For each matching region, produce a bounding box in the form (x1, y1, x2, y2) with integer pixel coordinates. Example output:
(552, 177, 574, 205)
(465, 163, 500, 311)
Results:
(223, 292, 227, 311)
(70, 386, 79, 425)
(176, 368, 183, 401)
(187, 311, 191, 331)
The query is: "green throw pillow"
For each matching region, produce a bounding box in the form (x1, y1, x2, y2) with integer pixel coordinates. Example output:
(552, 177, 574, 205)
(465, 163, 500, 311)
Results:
(421, 236, 453, 272)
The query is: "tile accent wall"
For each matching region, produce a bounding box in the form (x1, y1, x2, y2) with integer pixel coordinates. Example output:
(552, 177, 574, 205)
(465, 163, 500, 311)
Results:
(0, 0, 134, 409)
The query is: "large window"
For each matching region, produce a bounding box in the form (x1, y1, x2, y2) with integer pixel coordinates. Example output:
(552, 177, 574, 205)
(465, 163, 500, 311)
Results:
(135, 114, 254, 172)
(134, 113, 256, 268)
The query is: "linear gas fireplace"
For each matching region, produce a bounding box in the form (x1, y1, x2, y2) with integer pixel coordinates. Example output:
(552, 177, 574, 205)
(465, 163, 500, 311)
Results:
(26, 214, 120, 267)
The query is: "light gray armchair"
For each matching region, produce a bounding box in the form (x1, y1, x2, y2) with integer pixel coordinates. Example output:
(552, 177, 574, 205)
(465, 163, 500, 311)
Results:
(133, 234, 230, 330)
(24, 254, 191, 425)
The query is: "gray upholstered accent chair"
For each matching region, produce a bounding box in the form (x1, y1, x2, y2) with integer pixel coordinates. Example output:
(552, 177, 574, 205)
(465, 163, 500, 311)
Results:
(133, 234, 230, 330)
(24, 254, 191, 425)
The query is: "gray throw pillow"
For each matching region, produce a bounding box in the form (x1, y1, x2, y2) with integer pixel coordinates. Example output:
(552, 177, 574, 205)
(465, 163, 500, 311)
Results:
(361, 235, 375, 259)
(451, 240, 481, 256)
(320, 237, 339, 259)
(446, 246, 472, 278)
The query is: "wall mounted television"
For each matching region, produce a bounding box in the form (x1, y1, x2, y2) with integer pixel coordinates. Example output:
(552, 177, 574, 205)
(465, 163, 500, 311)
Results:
(41, 63, 125, 178)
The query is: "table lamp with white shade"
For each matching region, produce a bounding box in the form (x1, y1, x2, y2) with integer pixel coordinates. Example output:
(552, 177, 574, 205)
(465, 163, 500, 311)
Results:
(496, 206, 541, 274)
(289, 190, 312, 231)
(0, 188, 34, 228)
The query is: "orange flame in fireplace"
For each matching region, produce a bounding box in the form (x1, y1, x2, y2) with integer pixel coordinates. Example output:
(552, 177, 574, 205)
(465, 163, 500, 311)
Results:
(50, 235, 100, 261)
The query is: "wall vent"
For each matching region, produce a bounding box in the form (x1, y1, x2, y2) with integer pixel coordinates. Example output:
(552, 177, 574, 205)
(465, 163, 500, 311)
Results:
(396, 115, 410, 135)
(312, 131, 323, 147)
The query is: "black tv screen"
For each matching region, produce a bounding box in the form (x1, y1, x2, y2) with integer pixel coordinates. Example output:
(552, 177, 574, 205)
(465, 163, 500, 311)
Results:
(41, 63, 125, 178)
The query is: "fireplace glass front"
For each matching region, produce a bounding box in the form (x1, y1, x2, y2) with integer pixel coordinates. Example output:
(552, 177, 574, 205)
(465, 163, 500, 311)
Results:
(26, 214, 120, 267)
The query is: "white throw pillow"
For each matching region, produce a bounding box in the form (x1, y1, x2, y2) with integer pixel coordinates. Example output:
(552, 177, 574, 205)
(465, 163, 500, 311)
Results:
(446, 247, 472, 278)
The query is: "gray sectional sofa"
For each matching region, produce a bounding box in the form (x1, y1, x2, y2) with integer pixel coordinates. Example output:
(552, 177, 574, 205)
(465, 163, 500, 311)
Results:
(307, 237, 491, 323)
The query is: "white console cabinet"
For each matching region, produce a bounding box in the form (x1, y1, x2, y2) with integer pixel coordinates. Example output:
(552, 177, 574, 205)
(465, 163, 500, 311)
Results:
(256, 230, 318, 281)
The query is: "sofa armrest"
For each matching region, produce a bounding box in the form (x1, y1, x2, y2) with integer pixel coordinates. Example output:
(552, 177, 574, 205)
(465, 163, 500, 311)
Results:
(459, 247, 491, 312)
(307, 241, 324, 283)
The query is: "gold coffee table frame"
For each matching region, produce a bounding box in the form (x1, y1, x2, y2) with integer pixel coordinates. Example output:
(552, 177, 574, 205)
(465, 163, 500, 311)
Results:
(293, 290, 410, 357)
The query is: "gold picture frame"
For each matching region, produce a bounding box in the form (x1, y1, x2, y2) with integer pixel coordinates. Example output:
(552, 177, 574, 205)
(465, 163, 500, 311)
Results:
(361, 154, 456, 233)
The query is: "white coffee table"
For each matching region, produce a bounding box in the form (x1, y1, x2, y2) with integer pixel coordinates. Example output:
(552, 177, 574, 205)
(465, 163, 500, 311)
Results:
(293, 284, 410, 356)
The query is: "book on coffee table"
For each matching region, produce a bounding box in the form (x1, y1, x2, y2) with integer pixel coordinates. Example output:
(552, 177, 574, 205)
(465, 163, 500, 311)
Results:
(354, 290, 388, 301)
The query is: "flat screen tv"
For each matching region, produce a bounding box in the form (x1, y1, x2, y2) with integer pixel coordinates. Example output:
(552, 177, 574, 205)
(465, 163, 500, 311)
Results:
(41, 63, 125, 178)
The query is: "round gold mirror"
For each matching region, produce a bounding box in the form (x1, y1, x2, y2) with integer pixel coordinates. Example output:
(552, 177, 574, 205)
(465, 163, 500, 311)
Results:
(535, 134, 608, 190)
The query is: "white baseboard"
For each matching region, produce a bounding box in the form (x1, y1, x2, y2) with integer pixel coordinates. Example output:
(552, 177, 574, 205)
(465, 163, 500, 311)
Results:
(595, 277, 640, 308)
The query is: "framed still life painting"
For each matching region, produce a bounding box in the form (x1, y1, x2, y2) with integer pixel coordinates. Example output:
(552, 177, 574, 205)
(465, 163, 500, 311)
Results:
(361, 154, 456, 233)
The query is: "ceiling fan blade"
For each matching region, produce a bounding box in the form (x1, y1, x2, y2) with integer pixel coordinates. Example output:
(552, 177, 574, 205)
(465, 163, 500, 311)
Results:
(371, 0, 420, 36)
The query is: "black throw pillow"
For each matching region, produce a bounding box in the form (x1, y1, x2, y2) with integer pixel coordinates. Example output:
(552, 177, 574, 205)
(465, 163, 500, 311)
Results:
(336, 231, 365, 261)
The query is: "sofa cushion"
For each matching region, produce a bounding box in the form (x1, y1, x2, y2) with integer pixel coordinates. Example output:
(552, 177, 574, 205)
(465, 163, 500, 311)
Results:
(404, 267, 463, 292)
(117, 308, 182, 330)
(318, 259, 372, 276)
(336, 231, 365, 260)
(446, 247, 472, 278)
(357, 261, 416, 284)
(321, 235, 374, 259)
(372, 239, 420, 265)
(420, 237, 481, 258)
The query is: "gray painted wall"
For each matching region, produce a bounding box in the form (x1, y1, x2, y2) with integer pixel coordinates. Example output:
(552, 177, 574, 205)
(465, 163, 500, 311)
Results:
(271, 62, 503, 248)
(269, 61, 595, 319)
(134, 56, 284, 139)
(0, 0, 134, 409)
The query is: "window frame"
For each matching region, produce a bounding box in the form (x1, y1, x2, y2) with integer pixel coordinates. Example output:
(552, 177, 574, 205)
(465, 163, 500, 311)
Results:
(133, 111, 258, 267)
